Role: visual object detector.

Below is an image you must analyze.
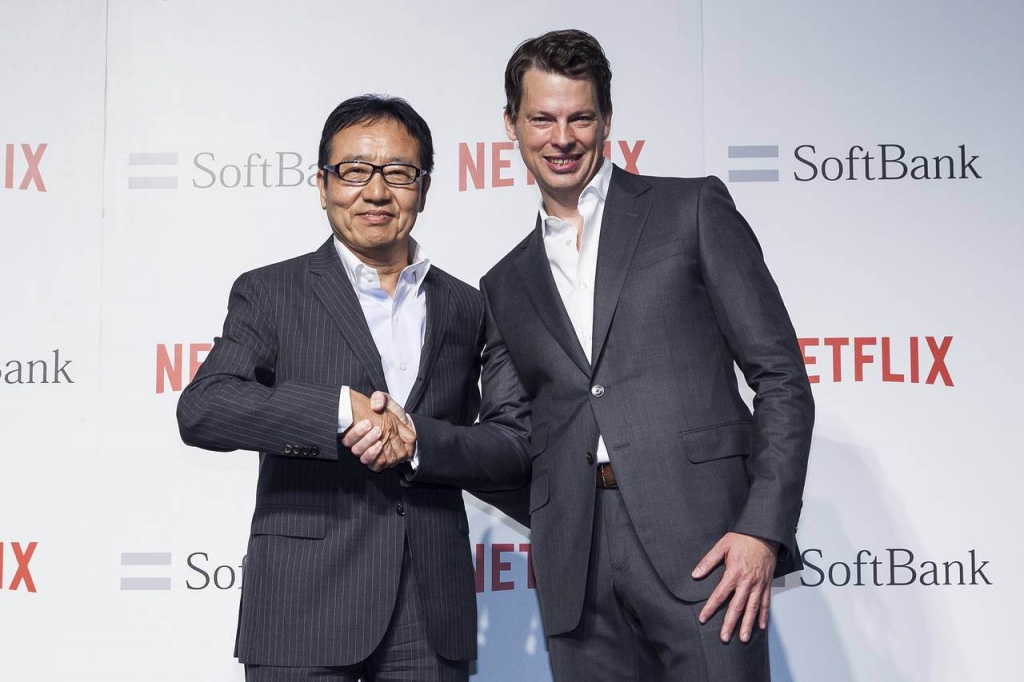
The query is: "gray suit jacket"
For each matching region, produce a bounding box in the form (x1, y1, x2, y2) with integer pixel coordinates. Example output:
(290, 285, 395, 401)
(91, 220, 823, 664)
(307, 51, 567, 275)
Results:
(480, 167, 814, 636)
(177, 238, 529, 666)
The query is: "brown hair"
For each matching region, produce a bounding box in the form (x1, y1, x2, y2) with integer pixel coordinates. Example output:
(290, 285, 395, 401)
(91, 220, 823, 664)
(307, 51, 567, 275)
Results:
(504, 29, 613, 120)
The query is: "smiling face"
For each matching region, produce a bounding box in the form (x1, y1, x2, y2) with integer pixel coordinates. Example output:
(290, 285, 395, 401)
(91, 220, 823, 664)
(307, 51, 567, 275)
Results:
(316, 118, 430, 266)
(505, 68, 611, 215)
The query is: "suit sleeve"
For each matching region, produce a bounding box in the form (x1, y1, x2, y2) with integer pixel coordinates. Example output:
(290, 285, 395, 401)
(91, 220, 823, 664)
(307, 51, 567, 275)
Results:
(410, 278, 532, 499)
(176, 271, 343, 460)
(696, 176, 814, 561)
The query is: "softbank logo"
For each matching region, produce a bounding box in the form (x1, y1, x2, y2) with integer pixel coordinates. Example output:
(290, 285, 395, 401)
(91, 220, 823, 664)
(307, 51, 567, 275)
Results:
(3, 143, 47, 192)
(120, 552, 172, 591)
(127, 151, 319, 190)
(727, 143, 981, 183)
(728, 145, 780, 183)
(128, 153, 179, 189)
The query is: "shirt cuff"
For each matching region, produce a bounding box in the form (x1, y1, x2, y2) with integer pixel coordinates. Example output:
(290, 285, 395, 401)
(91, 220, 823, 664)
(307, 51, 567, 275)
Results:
(407, 415, 419, 470)
(337, 385, 353, 433)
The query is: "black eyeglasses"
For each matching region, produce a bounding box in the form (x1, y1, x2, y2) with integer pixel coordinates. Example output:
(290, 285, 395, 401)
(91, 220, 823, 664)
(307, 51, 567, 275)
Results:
(321, 161, 429, 187)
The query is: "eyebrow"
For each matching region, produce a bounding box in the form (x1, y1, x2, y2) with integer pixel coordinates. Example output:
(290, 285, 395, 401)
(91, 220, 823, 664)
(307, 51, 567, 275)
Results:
(338, 156, 417, 165)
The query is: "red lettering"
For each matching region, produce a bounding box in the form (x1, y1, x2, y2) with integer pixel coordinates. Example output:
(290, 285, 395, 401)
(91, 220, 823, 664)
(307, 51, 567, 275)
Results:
(519, 543, 535, 589)
(823, 337, 849, 382)
(881, 337, 904, 382)
(458, 142, 485, 192)
(925, 336, 954, 386)
(853, 337, 876, 381)
(4, 144, 13, 189)
(492, 142, 514, 188)
(910, 336, 920, 383)
(156, 343, 183, 394)
(189, 343, 212, 382)
(798, 338, 820, 384)
(19, 143, 46, 192)
(11, 542, 37, 592)
(619, 140, 645, 174)
(491, 543, 515, 591)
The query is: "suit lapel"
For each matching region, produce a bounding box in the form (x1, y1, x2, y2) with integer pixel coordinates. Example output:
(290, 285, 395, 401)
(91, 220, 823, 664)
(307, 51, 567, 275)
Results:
(514, 219, 591, 376)
(309, 238, 389, 392)
(592, 167, 654, 366)
(404, 268, 448, 413)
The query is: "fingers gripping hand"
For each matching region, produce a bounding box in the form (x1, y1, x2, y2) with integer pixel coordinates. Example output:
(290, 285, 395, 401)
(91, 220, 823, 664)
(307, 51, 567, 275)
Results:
(692, 532, 779, 644)
(352, 391, 416, 472)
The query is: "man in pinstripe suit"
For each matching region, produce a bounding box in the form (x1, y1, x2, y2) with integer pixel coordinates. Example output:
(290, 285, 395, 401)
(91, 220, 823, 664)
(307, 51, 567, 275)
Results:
(177, 95, 530, 682)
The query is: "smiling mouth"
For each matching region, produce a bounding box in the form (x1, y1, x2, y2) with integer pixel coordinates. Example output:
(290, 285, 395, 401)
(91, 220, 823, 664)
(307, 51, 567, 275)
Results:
(359, 211, 395, 224)
(544, 155, 583, 172)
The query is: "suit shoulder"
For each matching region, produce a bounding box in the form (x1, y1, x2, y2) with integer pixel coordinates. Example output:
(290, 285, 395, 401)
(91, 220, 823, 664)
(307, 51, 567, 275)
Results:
(633, 172, 723, 195)
(482, 230, 534, 287)
(430, 266, 482, 300)
(244, 250, 316, 281)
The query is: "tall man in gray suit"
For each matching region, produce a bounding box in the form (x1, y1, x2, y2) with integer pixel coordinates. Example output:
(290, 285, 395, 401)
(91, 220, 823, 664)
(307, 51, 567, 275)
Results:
(492, 29, 814, 681)
(176, 95, 529, 682)
(353, 29, 812, 681)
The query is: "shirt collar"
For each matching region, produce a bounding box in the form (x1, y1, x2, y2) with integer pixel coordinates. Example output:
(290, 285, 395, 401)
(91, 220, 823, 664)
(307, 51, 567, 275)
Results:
(333, 236, 431, 292)
(539, 160, 613, 234)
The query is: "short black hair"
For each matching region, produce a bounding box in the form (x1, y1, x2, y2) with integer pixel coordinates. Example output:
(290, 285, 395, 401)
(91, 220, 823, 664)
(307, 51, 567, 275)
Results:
(504, 29, 612, 120)
(318, 94, 434, 173)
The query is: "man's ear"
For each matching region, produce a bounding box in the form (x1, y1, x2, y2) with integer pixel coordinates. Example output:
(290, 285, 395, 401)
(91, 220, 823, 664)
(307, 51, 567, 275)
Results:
(504, 111, 518, 143)
(418, 175, 431, 212)
(316, 170, 327, 210)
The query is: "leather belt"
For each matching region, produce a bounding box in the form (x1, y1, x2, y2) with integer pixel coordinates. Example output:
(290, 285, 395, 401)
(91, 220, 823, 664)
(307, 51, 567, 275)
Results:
(596, 463, 618, 488)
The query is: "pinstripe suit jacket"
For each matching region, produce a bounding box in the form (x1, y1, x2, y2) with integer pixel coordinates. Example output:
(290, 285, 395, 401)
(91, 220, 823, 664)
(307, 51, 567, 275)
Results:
(177, 237, 529, 666)
(480, 168, 815, 636)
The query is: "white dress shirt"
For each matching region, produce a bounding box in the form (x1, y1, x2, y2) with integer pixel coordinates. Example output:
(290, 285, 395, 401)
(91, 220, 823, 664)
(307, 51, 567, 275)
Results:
(540, 160, 613, 464)
(333, 236, 430, 433)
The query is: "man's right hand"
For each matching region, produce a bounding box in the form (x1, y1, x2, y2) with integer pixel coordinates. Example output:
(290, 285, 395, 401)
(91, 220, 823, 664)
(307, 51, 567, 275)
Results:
(342, 390, 416, 472)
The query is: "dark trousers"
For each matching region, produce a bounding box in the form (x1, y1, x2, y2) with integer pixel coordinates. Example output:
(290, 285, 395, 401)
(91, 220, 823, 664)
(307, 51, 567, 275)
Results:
(547, 488, 770, 682)
(245, 544, 469, 682)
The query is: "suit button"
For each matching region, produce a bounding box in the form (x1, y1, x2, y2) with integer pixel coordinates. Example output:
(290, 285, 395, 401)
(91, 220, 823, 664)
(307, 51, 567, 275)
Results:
(396, 502, 406, 516)
(585, 451, 595, 465)
(310, 447, 320, 457)
(283, 444, 293, 455)
(591, 385, 605, 397)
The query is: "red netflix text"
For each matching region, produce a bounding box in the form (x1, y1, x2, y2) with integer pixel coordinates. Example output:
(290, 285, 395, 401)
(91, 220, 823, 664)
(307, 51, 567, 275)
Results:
(156, 343, 212, 394)
(798, 336, 953, 386)
(473, 543, 535, 593)
(3, 144, 47, 192)
(1, 542, 38, 593)
(458, 140, 645, 192)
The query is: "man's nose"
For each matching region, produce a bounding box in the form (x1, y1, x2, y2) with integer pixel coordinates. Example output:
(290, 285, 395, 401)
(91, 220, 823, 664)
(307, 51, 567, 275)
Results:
(362, 171, 391, 201)
(552, 122, 575, 148)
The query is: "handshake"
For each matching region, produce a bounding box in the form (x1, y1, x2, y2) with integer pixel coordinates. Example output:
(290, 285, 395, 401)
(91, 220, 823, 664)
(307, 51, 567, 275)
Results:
(342, 389, 416, 473)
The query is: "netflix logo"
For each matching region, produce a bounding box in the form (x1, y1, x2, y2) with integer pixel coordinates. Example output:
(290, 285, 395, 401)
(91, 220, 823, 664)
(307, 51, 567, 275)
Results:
(474, 542, 534, 593)
(156, 343, 211, 394)
(457, 140, 644, 192)
(0, 542, 38, 593)
(3, 144, 47, 192)
(798, 336, 953, 386)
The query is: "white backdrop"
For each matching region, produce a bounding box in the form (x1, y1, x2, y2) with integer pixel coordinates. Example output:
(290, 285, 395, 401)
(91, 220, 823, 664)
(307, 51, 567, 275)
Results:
(2, 1, 1021, 680)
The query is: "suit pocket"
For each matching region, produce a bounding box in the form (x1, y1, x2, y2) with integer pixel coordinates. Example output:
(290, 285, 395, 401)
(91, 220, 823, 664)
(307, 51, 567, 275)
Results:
(529, 423, 549, 459)
(250, 505, 326, 539)
(679, 421, 751, 463)
(631, 238, 684, 271)
(529, 470, 551, 513)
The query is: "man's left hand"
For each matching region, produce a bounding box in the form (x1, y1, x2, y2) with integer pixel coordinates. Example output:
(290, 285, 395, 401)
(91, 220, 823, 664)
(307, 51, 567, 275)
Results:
(691, 532, 779, 644)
